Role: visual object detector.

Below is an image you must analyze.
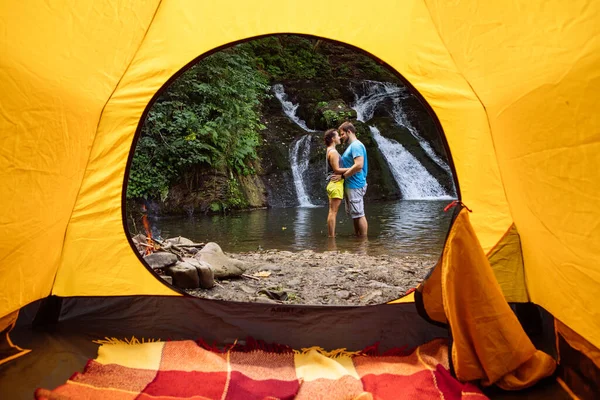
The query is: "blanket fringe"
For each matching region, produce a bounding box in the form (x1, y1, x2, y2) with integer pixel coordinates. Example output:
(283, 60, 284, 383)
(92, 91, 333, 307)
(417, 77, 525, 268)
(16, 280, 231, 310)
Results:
(295, 346, 361, 358)
(92, 336, 161, 345)
(92, 336, 412, 358)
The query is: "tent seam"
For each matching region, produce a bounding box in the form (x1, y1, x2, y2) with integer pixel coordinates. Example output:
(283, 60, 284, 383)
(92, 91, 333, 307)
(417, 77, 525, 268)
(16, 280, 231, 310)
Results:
(50, 0, 164, 294)
(420, 1, 516, 237)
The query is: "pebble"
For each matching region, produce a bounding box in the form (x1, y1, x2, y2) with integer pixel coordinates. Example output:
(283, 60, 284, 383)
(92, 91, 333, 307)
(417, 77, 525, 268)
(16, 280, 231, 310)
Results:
(239, 284, 256, 294)
(336, 290, 351, 299)
(287, 278, 301, 286)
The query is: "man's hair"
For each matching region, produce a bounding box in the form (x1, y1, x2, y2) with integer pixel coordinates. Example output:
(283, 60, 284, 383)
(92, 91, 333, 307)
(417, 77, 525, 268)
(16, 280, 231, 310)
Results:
(324, 129, 337, 146)
(338, 121, 356, 134)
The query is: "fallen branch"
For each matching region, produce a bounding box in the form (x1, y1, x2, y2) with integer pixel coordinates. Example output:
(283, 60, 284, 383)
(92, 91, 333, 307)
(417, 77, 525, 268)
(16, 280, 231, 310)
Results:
(242, 274, 261, 281)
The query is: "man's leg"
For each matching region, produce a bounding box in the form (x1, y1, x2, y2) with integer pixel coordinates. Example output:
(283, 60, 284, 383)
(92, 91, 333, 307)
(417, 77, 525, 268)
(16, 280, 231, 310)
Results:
(353, 216, 368, 237)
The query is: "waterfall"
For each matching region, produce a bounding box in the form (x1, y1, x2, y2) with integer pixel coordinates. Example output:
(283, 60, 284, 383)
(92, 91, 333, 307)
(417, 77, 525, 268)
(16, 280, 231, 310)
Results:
(351, 80, 455, 199)
(369, 127, 451, 200)
(289, 135, 316, 207)
(273, 83, 317, 207)
(391, 102, 452, 177)
(352, 81, 406, 122)
(272, 84, 316, 132)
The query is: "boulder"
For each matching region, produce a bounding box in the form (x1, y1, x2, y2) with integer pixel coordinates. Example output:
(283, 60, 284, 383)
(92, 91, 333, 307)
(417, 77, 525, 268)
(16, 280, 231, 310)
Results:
(194, 242, 247, 278)
(182, 257, 215, 289)
(143, 252, 177, 269)
(165, 261, 199, 289)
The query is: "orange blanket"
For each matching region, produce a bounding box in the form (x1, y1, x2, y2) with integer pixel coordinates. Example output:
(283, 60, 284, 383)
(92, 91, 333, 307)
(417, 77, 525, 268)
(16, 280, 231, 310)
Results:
(35, 338, 487, 399)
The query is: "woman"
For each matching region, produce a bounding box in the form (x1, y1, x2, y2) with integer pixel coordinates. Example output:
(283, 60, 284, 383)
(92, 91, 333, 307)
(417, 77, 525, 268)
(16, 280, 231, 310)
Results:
(324, 129, 349, 237)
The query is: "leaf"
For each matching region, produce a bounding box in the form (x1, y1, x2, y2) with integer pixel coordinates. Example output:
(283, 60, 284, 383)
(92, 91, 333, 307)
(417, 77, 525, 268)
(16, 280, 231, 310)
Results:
(252, 271, 272, 278)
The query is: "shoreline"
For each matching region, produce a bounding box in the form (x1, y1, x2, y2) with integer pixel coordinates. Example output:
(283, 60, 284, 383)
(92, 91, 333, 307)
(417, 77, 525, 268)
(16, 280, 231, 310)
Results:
(185, 249, 435, 306)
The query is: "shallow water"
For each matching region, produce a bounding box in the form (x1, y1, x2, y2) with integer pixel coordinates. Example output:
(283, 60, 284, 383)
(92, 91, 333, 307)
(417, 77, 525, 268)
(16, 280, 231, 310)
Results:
(147, 200, 453, 259)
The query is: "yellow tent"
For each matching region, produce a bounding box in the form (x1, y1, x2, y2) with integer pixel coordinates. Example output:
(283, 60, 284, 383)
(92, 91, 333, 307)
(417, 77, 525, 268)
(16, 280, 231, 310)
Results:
(1, 0, 598, 398)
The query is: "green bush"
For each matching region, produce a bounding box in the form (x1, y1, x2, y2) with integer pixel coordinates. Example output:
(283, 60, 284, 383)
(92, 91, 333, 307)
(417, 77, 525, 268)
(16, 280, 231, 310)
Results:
(127, 46, 269, 200)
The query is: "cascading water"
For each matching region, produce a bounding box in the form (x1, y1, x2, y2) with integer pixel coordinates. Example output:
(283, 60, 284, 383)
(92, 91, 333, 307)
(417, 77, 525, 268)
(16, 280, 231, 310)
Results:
(352, 81, 455, 199)
(272, 84, 316, 132)
(273, 83, 316, 207)
(352, 81, 406, 122)
(369, 127, 450, 200)
(391, 102, 452, 177)
(289, 135, 315, 207)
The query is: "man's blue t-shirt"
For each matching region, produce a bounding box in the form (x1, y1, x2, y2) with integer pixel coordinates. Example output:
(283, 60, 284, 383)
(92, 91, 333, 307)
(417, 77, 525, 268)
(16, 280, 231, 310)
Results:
(341, 140, 368, 189)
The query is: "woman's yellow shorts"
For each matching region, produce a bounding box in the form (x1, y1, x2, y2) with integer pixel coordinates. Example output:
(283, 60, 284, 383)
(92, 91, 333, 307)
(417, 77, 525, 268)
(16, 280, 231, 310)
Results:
(326, 179, 344, 199)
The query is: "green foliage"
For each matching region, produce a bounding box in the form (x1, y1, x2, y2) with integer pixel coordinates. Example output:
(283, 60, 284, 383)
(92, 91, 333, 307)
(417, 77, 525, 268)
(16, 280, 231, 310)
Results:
(127, 46, 269, 200)
(127, 34, 402, 206)
(249, 36, 331, 80)
(322, 109, 354, 127)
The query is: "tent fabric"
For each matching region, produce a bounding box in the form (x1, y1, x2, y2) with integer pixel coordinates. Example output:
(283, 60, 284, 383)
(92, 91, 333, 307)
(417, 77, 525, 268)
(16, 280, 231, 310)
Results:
(433, 209, 556, 389)
(486, 225, 528, 303)
(46, 0, 511, 302)
(0, 0, 599, 394)
(0, 311, 30, 366)
(424, 0, 600, 350)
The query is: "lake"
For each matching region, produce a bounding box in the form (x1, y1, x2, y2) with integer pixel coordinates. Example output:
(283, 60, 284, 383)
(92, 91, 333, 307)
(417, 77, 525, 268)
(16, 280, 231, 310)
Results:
(146, 200, 453, 259)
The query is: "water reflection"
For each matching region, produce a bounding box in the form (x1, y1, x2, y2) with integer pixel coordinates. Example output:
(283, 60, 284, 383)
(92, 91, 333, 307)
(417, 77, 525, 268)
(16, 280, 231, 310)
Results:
(150, 200, 453, 258)
(294, 207, 311, 248)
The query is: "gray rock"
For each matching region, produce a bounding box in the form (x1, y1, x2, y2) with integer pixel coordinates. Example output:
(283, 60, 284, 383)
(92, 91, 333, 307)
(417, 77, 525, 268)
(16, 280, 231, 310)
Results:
(159, 275, 173, 285)
(336, 290, 351, 299)
(181, 258, 214, 288)
(367, 280, 395, 289)
(144, 252, 177, 269)
(362, 290, 383, 304)
(239, 284, 256, 294)
(197, 263, 215, 289)
(195, 242, 248, 278)
(165, 262, 200, 289)
(322, 276, 338, 286)
(287, 278, 301, 286)
(165, 236, 195, 246)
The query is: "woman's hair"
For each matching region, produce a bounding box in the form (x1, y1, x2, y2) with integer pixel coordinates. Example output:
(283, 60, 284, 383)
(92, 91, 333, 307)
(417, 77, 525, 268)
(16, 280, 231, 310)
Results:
(324, 129, 337, 146)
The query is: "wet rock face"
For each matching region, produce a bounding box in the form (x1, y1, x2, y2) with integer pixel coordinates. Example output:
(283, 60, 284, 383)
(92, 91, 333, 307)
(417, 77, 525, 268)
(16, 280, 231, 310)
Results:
(186, 249, 437, 306)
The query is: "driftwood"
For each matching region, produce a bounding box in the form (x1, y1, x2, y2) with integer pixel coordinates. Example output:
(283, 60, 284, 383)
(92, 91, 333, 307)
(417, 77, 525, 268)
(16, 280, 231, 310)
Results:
(241, 274, 261, 281)
(145, 237, 206, 259)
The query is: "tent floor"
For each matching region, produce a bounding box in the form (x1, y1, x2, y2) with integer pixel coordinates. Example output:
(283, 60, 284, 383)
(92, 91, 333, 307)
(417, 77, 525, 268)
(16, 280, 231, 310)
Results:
(1, 324, 569, 400)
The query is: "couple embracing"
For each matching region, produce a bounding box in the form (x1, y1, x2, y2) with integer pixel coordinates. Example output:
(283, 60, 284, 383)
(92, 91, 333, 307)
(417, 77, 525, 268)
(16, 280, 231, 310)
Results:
(324, 122, 368, 238)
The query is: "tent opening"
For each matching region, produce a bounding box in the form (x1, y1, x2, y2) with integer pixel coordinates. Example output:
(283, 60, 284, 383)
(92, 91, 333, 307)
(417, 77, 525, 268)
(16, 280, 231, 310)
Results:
(123, 34, 460, 306)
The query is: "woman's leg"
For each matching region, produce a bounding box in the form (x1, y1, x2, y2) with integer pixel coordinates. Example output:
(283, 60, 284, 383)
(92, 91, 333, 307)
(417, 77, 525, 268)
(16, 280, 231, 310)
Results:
(327, 198, 342, 237)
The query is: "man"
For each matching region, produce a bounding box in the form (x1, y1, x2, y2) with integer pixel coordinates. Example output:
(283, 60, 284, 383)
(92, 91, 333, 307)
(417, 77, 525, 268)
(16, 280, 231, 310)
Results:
(332, 122, 368, 236)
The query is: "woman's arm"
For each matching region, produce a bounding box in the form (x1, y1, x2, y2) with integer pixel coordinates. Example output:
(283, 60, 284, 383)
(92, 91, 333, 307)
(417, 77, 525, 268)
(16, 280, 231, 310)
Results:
(328, 151, 348, 174)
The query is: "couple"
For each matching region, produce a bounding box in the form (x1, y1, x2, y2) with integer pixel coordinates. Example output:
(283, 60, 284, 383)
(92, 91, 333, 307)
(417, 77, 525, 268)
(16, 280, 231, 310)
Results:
(324, 122, 368, 238)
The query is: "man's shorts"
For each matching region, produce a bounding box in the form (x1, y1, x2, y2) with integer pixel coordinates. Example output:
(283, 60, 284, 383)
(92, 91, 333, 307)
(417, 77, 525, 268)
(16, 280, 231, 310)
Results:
(344, 184, 367, 219)
(326, 179, 344, 199)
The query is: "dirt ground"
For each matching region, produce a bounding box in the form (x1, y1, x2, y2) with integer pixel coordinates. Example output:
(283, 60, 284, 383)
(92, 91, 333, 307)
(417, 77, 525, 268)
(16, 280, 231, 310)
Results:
(185, 249, 437, 306)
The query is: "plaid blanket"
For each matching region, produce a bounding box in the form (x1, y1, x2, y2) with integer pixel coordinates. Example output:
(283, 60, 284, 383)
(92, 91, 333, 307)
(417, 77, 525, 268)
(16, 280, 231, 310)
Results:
(35, 338, 487, 399)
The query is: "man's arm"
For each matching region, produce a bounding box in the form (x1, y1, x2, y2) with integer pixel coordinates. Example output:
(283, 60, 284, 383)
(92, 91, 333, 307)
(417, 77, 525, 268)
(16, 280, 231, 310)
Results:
(331, 155, 363, 181)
